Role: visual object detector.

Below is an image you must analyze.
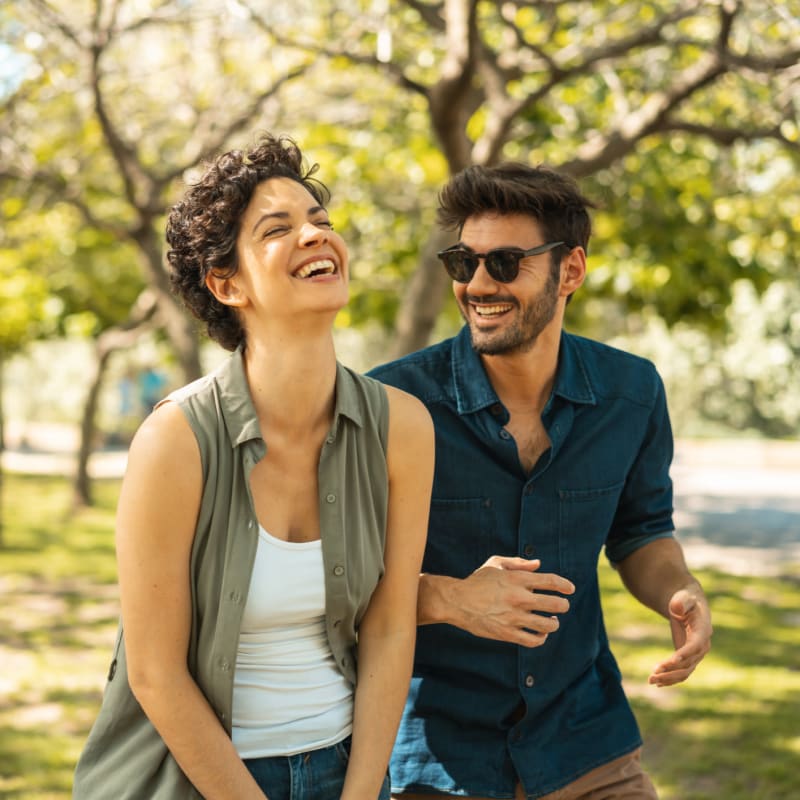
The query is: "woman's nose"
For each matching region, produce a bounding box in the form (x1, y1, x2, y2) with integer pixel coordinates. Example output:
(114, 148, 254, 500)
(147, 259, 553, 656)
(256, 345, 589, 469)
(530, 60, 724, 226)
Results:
(299, 221, 329, 247)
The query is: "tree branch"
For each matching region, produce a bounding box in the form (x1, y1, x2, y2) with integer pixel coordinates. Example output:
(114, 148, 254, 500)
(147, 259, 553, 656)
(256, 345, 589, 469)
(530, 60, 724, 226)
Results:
(663, 121, 800, 152)
(156, 62, 314, 188)
(0, 167, 130, 237)
(428, 0, 481, 171)
(242, 2, 430, 97)
(397, 0, 445, 31)
(26, 0, 85, 47)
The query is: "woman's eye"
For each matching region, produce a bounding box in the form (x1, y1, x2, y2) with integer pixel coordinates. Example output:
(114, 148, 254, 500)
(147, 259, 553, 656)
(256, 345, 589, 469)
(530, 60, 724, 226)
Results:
(262, 226, 289, 238)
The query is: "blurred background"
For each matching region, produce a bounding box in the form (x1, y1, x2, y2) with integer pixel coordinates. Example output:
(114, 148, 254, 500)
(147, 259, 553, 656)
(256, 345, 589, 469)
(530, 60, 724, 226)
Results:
(1, 1, 799, 798)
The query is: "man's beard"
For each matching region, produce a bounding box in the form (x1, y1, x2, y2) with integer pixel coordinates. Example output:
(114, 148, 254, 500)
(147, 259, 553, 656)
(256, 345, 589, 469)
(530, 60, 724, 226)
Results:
(461, 272, 560, 356)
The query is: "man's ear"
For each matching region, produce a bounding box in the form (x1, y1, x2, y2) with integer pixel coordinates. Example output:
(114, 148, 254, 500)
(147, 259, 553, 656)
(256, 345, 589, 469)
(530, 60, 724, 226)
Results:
(205, 270, 247, 308)
(560, 247, 587, 297)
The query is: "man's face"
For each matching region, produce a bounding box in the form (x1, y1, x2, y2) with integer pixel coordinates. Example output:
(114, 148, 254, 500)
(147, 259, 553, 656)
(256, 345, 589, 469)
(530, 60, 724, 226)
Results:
(453, 213, 562, 356)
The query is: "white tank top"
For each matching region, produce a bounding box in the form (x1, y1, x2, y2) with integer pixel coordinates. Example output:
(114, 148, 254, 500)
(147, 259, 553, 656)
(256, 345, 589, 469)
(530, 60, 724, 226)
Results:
(231, 526, 354, 758)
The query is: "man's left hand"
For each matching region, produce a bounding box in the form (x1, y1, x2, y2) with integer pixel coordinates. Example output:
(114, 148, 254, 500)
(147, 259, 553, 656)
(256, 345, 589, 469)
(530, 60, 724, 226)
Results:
(648, 588, 712, 687)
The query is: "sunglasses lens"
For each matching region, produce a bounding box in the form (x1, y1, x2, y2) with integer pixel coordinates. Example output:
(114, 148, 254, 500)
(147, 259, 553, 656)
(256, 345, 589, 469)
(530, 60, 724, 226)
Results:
(485, 250, 520, 282)
(441, 251, 477, 282)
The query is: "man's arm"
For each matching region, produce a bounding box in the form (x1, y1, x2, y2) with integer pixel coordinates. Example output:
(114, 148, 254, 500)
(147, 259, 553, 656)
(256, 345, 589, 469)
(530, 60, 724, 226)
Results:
(417, 556, 575, 648)
(616, 537, 712, 687)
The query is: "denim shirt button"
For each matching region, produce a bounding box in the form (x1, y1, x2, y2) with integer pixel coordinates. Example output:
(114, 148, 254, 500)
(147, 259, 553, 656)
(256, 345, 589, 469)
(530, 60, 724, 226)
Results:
(490, 403, 504, 416)
(524, 674, 535, 688)
(500, 429, 511, 440)
(523, 544, 535, 557)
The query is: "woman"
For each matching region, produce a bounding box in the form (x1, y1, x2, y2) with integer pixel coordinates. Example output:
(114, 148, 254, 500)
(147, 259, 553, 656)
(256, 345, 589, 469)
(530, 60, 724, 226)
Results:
(73, 134, 434, 799)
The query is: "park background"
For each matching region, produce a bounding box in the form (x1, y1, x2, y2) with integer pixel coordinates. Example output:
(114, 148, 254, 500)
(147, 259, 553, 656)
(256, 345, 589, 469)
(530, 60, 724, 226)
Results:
(1, 0, 799, 797)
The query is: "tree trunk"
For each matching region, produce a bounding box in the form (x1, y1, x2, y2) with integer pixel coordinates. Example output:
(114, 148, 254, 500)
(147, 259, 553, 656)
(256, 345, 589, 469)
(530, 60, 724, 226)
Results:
(158, 293, 203, 382)
(73, 291, 159, 508)
(134, 228, 203, 383)
(388, 227, 456, 358)
(73, 345, 113, 508)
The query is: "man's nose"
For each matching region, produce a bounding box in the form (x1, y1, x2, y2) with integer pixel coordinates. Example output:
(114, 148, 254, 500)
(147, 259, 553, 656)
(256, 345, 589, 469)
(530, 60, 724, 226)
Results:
(466, 257, 498, 293)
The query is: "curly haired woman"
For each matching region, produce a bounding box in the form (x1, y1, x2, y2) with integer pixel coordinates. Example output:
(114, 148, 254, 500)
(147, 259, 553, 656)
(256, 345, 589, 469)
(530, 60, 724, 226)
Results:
(73, 134, 434, 800)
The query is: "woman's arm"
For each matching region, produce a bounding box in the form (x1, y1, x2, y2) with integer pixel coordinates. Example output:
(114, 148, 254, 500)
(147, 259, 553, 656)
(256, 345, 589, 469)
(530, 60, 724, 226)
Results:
(116, 402, 266, 800)
(340, 387, 434, 800)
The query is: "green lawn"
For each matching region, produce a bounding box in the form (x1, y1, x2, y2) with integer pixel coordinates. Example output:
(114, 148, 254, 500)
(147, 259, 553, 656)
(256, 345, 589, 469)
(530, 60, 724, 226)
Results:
(1, 473, 799, 799)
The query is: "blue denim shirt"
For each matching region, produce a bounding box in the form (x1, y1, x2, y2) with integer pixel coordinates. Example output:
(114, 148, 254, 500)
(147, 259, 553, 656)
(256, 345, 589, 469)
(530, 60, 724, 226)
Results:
(369, 326, 675, 798)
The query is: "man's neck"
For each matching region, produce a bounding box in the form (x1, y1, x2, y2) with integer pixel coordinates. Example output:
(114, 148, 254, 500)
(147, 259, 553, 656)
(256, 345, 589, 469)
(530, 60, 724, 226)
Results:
(480, 327, 561, 416)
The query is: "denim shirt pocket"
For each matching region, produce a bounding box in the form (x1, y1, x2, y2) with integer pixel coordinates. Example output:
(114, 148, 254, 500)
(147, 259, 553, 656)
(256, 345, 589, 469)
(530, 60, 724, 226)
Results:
(423, 497, 495, 579)
(557, 481, 625, 581)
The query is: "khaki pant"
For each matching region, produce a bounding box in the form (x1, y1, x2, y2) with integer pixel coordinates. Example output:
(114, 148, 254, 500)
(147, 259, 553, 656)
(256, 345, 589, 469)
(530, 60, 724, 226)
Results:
(394, 748, 658, 800)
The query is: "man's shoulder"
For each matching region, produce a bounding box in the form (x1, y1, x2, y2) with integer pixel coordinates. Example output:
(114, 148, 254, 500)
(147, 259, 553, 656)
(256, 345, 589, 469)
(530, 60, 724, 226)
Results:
(565, 332, 663, 404)
(367, 337, 456, 400)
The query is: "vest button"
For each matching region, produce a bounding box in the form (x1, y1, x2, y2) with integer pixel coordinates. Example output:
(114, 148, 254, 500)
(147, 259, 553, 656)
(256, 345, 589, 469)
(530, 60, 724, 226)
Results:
(326, 493, 337, 503)
(333, 565, 345, 577)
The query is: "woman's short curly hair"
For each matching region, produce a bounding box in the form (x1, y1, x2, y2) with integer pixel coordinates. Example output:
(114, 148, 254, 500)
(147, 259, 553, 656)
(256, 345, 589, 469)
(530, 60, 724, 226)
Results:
(165, 133, 330, 350)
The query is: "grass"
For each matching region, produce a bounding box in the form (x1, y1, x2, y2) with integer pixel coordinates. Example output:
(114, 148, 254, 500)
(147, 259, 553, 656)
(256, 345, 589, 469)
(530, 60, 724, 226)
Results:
(1, 473, 799, 798)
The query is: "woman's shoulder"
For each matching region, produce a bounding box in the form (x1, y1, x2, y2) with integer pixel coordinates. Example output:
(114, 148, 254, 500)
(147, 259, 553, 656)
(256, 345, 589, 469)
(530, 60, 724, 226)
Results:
(128, 400, 200, 473)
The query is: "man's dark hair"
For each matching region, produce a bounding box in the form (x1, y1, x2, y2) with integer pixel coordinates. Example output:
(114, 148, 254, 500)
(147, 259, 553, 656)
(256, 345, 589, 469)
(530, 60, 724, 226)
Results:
(437, 163, 596, 265)
(166, 133, 330, 351)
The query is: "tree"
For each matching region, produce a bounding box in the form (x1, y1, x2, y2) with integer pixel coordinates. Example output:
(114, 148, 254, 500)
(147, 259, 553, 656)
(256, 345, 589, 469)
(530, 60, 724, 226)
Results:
(1, 0, 316, 503)
(254, 0, 800, 354)
(2, 0, 317, 379)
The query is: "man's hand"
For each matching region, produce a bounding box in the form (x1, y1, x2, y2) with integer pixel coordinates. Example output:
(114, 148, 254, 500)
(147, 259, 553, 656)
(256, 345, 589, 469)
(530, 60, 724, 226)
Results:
(648, 586, 713, 687)
(425, 556, 575, 647)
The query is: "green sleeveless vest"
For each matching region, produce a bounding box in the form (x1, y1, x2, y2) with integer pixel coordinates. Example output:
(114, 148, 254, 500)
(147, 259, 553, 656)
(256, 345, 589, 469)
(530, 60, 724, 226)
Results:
(73, 348, 389, 799)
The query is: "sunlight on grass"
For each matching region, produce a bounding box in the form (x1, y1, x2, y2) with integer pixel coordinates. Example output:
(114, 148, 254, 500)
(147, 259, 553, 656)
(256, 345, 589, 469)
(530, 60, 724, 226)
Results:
(600, 560, 800, 800)
(2, 474, 799, 799)
(1, 474, 120, 798)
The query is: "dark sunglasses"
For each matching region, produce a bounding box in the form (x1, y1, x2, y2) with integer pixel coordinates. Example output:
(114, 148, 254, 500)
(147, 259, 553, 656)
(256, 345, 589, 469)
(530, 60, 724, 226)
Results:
(437, 241, 565, 283)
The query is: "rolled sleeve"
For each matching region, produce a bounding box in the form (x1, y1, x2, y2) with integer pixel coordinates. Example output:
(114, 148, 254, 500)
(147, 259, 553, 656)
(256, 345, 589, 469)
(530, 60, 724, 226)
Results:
(606, 372, 675, 565)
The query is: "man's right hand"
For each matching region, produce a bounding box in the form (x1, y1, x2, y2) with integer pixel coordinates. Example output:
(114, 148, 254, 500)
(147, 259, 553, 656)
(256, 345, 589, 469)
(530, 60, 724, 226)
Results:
(418, 556, 575, 647)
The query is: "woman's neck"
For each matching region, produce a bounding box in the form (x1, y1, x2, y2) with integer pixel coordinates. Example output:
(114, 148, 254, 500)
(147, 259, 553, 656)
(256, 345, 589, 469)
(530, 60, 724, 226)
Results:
(242, 331, 338, 435)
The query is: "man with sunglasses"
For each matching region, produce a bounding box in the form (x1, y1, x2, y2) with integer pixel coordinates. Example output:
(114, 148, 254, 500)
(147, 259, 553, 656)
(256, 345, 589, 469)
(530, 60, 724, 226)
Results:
(369, 163, 712, 799)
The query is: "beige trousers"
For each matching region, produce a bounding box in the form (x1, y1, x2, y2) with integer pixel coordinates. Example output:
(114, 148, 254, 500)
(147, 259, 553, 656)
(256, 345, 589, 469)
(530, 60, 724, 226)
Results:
(394, 747, 658, 800)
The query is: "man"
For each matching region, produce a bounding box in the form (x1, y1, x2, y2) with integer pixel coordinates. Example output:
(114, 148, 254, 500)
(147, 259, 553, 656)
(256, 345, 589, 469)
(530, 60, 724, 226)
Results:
(369, 163, 712, 799)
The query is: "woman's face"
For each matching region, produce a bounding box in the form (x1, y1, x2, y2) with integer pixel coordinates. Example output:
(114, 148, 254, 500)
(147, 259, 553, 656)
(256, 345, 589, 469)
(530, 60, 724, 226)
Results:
(211, 177, 350, 327)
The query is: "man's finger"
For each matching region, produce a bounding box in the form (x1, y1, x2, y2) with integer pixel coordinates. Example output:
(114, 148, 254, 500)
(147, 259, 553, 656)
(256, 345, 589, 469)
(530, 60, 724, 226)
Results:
(515, 571, 576, 596)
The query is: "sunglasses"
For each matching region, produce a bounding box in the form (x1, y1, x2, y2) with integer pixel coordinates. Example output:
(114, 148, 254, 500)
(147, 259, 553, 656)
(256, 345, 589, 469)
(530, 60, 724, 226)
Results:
(437, 241, 565, 283)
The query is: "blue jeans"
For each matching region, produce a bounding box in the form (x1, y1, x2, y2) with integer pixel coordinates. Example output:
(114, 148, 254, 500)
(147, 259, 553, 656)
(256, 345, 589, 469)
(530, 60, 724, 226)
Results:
(244, 736, 390, 800)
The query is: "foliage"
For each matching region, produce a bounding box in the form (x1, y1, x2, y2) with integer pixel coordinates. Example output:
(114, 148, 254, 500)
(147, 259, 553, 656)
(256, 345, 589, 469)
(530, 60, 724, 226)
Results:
(600, 279, 800, 438)
(1, 472, 799, 798)
(1, 0, 799, 434)
(270, 0, 800, 353)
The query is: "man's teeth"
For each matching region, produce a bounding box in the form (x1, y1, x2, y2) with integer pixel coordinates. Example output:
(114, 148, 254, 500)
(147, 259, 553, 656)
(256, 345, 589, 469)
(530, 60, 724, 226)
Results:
(294, 259, 336, 278)
(474, 304, 512, 316)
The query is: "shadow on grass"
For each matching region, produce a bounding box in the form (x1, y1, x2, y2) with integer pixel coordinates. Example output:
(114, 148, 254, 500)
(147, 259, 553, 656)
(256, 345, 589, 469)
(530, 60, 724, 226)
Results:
(0, 724, 83, 798)
(640, 688, 800, 800)
(602, 566, 800, 800)
(2, 475, 799, 800)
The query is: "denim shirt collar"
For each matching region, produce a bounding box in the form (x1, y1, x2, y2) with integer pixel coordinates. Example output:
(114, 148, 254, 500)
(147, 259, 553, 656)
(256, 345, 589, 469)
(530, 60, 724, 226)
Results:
(450, 325, 597, 415)
(214, 344, 364, 448)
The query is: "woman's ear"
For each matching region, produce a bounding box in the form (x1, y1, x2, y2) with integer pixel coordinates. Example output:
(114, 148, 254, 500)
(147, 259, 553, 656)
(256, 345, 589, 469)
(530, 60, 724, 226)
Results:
(560, 247, 587, 297)
(205, 271, 247, 308)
